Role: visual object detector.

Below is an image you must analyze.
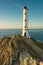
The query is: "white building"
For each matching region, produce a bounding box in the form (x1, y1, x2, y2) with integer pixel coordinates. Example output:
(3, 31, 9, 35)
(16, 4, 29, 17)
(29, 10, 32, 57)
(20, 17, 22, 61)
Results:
(22, 6, 30, 38)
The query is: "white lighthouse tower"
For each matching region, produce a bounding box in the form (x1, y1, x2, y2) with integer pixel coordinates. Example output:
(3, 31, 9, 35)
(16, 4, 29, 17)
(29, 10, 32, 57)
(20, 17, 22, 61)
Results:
(22, 6, 30, 38)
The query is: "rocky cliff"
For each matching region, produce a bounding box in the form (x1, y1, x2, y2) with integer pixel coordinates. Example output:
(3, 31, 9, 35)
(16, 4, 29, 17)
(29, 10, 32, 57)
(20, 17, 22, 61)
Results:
(0, 34, 43, 65)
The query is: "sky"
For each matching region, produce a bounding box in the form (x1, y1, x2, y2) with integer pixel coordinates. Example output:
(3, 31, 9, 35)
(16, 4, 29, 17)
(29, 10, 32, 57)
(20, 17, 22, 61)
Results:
(0, 0, 43, 29)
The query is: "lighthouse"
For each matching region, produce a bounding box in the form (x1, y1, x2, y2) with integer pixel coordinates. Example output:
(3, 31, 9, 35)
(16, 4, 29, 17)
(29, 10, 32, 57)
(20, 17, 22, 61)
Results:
(22, 6, 30, 38)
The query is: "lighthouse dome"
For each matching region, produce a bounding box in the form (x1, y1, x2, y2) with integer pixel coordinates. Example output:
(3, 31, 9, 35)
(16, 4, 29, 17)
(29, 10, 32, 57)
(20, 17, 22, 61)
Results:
(24, 6, 28, 10)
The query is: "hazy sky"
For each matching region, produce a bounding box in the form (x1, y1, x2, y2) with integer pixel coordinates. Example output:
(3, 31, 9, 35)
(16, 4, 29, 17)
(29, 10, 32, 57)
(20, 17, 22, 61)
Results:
(0, 0, 43, 29)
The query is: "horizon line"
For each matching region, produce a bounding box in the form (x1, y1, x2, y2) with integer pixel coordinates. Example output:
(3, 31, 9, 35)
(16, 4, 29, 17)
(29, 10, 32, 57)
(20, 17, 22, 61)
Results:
(0, 28, 43, 29)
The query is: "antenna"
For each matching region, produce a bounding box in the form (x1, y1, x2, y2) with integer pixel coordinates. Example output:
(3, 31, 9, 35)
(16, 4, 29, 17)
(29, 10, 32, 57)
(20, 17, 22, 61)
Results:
(13, 3, 23, 9)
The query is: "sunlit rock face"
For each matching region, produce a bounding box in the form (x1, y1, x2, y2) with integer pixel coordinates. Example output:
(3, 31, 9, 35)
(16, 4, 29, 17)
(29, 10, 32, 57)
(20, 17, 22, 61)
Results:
(0, 34, 43, 65)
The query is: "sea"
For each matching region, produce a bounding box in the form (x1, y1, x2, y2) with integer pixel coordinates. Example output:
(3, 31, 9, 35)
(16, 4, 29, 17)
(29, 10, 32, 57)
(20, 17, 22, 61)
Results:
(0, 29, 43, 43)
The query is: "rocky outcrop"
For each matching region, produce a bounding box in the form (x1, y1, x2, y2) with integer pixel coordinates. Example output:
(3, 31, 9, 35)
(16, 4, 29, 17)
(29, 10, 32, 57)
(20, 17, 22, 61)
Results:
(0, 34, 43, 65)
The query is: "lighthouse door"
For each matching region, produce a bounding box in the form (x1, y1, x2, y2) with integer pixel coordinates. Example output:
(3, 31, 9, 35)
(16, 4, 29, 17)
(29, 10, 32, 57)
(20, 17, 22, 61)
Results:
(24, 32, 26, 37)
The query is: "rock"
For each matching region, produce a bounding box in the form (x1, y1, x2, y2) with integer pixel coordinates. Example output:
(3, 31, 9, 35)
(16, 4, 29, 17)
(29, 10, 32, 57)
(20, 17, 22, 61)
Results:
(0, 34, 43, 65)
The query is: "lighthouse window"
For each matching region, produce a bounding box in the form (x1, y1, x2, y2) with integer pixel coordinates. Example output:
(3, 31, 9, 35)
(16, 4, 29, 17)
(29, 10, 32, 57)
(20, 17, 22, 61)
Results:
(25, 26, 26, 28)
(25, 13, 26, 15)
(25, 19, 27, 21)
